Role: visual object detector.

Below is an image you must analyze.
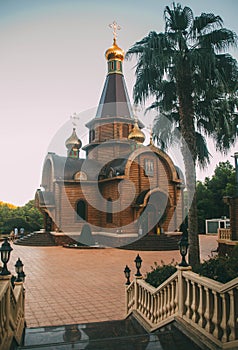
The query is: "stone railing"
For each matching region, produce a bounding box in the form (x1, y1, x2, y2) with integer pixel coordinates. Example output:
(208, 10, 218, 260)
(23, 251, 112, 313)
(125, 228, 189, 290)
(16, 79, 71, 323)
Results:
(218, 228, 231, 241)
(218, 228, 232, 240)
(126, 267, 238, 349)
(126, 272, 178, 331)
(0, 277, 25, 350)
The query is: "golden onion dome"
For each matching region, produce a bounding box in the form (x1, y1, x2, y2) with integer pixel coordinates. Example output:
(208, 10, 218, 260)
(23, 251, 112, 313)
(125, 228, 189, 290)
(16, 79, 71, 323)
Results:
(65, 128, 82, 150)
(128, 121, 145, 144)
(105, 38, 124, 61)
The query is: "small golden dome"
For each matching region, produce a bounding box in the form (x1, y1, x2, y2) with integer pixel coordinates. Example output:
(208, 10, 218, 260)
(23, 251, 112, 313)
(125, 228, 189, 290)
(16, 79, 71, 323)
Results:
(65, 128, 82, 149)
(128, 121, 145, 144)
(105, 38, 124, 61)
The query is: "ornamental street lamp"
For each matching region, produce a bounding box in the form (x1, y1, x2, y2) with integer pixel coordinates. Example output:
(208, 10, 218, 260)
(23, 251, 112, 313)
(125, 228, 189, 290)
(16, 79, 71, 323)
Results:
(0, 238, 13, 276)
(178, 235, 189, 267)
(233, 152, 238, 196)
(124, 265, 131, 285)
(134, 254, 142, 277)
(15, 258, 25, 282)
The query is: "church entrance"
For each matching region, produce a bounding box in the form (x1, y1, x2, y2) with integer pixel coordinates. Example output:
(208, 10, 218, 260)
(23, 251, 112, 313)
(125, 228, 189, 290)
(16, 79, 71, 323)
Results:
(140, 190, 168, 235)
(145, 204, 157, 234)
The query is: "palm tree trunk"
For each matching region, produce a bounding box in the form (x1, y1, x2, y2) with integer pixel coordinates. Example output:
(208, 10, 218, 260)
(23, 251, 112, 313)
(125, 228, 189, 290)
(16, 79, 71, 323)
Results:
(177, 64, 200, 267)
(181, 139, 200, 267)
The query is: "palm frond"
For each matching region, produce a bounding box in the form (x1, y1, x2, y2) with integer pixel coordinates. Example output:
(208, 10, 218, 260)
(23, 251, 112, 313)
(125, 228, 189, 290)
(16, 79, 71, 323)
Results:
(199, 28, 238, 52)
(153, 112, 179, 150)
(164, 3, 193, 32)
(195, 132, 210, 168)
(192, 13, 223, 35)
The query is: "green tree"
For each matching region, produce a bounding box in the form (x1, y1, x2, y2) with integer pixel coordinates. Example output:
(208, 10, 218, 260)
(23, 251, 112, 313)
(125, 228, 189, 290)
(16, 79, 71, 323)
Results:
(0, 200, 43, 233)
(197, 161, 235, 232)
(126, 2, 238, 267)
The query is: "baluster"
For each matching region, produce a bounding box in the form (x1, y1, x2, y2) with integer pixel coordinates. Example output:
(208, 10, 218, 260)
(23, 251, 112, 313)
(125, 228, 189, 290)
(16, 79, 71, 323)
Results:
(139, 286, 143, 313)
(167, 284, 171, 316)
(146, 290, 150, 318)
(184, 278, 192, 319)
(153, 294, 157, 324)
(137, 283, 141, 312)
(204, 287, 211, 333)
(170, 281, 175, 315)
(157, 291, 161, 322)
(227, 290, 236, 341)
(220, 293, 228, 342)
(143, 287, 147, 315)
(197, 284, 205, 328)
(174, 279, 179, 313)
(163, 287, 167, 319)
(191, 281, 198, 323)
(140, 286, 144, 313)
(211, 290, 220, 339)
(150, 294, 154, 323)
(159, 290, 164, 321)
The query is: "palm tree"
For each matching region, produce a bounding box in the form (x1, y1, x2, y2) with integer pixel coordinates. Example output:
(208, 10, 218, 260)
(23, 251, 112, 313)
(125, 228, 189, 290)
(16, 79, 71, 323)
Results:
(126, 2, 238, 267)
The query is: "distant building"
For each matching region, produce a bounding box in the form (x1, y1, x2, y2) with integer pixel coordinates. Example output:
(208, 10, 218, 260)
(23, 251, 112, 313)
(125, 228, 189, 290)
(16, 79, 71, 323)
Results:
(35, 34, 184, 245)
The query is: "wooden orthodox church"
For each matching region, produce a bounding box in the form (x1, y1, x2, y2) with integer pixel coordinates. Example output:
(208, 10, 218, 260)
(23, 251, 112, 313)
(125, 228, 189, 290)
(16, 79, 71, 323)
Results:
(35, 30, 184, 246)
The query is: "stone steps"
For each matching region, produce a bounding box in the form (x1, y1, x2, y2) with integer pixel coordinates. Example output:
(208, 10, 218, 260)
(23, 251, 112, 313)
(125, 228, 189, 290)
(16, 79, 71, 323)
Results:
(120, 234, 181, 251)
(14, 232, 57, 247)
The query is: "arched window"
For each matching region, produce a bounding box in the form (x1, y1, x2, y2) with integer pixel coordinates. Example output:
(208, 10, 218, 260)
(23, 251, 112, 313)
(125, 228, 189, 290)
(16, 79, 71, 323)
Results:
(76, 200, 87, 221)
(89, 129, 95, 142)
(106, 198, 113, 223)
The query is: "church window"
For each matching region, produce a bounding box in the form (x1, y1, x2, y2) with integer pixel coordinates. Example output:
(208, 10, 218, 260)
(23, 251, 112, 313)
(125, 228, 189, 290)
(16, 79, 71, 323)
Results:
(106, 198, 113, 223)
(90, 129, 95, 142)
(108, 168, 114, 178)
(144, 159, 154, 177)
(117, 61, 121, 71)
(74, 171, 87, 181)
(76, 199, 87, 221)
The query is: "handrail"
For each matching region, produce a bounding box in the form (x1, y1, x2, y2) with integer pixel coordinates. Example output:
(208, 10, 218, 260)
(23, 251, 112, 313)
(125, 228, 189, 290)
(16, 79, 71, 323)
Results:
(0, 278, 25, 350)
(137, 271, 178, 295)
(183, 271, 238, 293)
(126, 266, 238, 348)
(126, 272, 178, 331)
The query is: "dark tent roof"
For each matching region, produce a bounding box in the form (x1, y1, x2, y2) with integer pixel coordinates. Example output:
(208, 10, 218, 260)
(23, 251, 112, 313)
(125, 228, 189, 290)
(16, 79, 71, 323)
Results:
(96, 73, 133, 119)
(45, 153, 102, 181)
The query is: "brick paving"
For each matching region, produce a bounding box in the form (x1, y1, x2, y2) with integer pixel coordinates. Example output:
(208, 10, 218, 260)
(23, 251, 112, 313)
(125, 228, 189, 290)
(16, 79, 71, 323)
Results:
(8, 235, 218, 328)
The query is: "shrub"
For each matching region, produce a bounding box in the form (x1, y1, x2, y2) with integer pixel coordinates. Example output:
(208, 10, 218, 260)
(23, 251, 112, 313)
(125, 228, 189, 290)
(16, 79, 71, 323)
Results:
(145, 260, 177, 288)
(145, 247, 238, 288)
(194, 246, 238, 283)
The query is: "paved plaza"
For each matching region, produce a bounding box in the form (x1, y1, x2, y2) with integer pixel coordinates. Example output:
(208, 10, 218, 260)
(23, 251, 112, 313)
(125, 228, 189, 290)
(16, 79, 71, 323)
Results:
(8, 235, 218, 328)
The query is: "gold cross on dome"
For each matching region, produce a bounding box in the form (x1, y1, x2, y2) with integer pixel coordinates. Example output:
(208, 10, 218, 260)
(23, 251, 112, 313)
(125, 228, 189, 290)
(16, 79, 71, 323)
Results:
(70, 112, 79, 127)
(109, 20, 121, 40)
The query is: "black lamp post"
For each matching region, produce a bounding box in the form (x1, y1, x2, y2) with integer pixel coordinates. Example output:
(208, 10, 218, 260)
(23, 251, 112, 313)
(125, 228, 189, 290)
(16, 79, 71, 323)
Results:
(0, 238, 13, 276)
(233, 152, 238, 196)
(15, 258, 25, 282)
(178, 235, 189, 267)
(134, 254, 142, 277)
(124, 265, 131, 285)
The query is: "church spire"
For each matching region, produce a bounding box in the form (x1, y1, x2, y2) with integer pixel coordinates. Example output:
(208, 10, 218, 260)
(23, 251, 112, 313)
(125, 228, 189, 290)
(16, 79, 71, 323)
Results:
(95, 21, 133, 119)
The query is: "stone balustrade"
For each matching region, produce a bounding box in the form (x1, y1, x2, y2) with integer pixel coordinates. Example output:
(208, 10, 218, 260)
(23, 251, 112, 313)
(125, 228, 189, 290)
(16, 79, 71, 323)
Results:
(218, 228, 232, 240)
(0, 277, 25, 350)
(126, 267, 238, 348)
